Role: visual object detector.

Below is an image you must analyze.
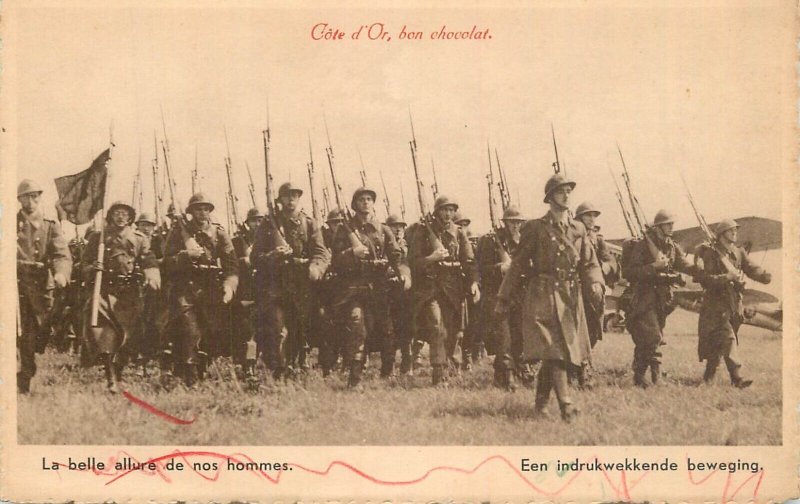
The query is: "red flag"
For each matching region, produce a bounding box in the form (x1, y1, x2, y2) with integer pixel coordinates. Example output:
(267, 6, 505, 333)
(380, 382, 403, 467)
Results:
(54, 149, 109, 225)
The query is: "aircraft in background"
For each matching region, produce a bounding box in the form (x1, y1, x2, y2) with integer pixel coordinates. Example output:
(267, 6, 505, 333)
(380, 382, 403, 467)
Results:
(603, 216, 782, 333)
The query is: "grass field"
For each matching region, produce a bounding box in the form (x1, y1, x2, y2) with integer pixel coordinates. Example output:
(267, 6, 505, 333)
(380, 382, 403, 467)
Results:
(18, 309, 782, 446)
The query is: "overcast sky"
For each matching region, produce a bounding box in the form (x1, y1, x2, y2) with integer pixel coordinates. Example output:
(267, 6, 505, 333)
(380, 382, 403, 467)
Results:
(8, 2, 793, 243)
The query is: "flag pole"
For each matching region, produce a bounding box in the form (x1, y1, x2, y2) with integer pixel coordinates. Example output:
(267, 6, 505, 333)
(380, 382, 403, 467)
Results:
(90, 123, 115, 327)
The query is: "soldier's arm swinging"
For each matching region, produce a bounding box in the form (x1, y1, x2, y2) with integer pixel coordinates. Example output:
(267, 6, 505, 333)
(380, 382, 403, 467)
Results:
(47, 220, 72, 287)
(495, 222, 536, 314)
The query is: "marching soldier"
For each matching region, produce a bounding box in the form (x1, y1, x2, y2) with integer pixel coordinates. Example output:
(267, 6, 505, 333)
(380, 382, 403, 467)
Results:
(696, 219, 771, 388)
(317, 208, 345, 376)
(478, 206, 526, 390)
(410, 196, 479, 385)
(330, 187, 409, 385)
(454, 212, 480, 370)
(495, 175, 604, 421)
(322, 209, 344, 249)
(622, 209, 696, 388)
(82, 201, 160, 392)
(385, 214, 414, 375)
(163, 193, 238, 386)
(250, 183, 329, 380)
(17, 179, 72, 393)
(232, 207, 264, 372)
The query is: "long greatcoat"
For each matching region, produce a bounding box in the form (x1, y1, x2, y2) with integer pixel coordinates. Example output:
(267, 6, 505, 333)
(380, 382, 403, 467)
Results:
(497, 212, 603, 367)
(696, 242, 770, 361)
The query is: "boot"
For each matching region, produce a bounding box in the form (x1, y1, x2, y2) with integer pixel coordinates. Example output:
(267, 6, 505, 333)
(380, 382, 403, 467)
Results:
(533, 365, 552, 418)
(348, 361, 363, 388)
(504, 369, 517, 392)
(399, 356, 412, 376)
(380, 360, 394, 379)
(102, 353, 118, 393)
(650, 363, 660, 385)
(432, 365, 445, 386)
(493, 368, 507, 389)
(17, 372, 31, 395)
(729, 366, 753, 389)
(633, 366, 648, 388)
(559, 401, 579, 423)
(184, 364, 198, 388)
(703, 360, 717, 384)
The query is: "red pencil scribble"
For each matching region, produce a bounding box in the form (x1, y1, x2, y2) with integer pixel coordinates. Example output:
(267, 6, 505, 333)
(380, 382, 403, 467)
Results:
(122, 390, 196, 425)
(686, 454, 765, 502)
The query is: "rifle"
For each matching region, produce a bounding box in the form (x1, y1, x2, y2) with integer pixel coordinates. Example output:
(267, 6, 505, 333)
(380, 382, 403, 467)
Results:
(495, 148, 511, 210)
(486, 144, 510, 264)
(90, 124, 115, 327)
(358, 148, 368, 187)
(551, 124, 565, 175)
(307, 134, 322, 224)
(223, 126, 241, 229)
(607, 164, 639, 239)
(151, 131, 163, 228)
(679, 169, 742, 279)
(408, 109, 445, 252)
(262, 101, 289, 248)
(132, 148, 142, 213)
(324, 113, 366, 251)
(160, 108, 199, 251)
(430, 156, 439, 200)
(379, 169, 391, 217)
(245, 161, 257, 208)
(399, 183, 407, 222)
(192, 146, 200, 195)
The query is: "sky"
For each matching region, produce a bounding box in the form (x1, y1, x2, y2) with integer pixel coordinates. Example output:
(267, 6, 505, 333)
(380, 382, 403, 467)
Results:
(7, 2, 793, 243)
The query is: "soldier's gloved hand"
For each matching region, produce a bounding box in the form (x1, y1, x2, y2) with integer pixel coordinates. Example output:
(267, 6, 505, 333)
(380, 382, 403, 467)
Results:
(500, 260, 512, 275)
(653, 255, 669, 271)
(470, 282, 481, 304)
(352, 244, 369, 259)
(494, 299, 510, 319)
(145, 276, 161, 291)
(53, 272, 68, 289)
(428, 247, 449, 262)
(401, 274, 412, 291)
(762, 271, 772, 284)
(308, 264, 324, 282)
(222, 285, 234, 304)
(590, 282, 604, 306)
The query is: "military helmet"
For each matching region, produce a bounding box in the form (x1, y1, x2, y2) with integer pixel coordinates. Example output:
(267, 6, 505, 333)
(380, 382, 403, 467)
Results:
(454, 212, 471, 226)
(385, 214, 407, 227)
(351, 186, 377, 210)
(575, 201, 601, 218)
(543, 174, 576, 203)
(715, 218, 739, 236)
(653, 209, 674, 226)
(278, 182, 303, 198)
(186, 192, 215, 213)
(434, 195, 458, 212)
(167, 203, 177, 216)
(17, 179, 43, 197)
(246, 207, 265, 221)
(502, 206, 525, 221)
(106, 201, 136, 224)
(136, 212, 156, 225)
(326, 208, 344, 222)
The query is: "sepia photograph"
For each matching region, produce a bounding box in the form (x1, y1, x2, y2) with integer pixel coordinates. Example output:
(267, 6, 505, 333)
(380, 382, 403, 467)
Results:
(2, 1, 796, 502)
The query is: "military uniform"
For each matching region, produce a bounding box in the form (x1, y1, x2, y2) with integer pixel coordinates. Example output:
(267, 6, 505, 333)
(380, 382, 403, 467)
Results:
(330, 189, 407, 384)
(409, 197, 478, 383)
(231, 208, 262, 371)
(317, 209, 344, 376)
(696, 220, 770, 387)
(251, 204, 329, 379)
(622, 211, 696, 386)
(82, 202, 159, 390)
(163, 195, 238, 385)
(17, 182, 72, 393)
(385, 214, 414, 374)
(454, 213, 480, 370)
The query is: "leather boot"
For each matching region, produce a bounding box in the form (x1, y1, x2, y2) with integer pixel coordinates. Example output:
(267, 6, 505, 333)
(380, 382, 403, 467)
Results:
(493, 368, 507, 389)
(559, 401, 579, 423)
(504, 369, 517, 392)
(729, 366, 753, 389)
(432, 365, 445, 386)
(184, 364, 198, 388)
(703, 360, 717, 384)
(533, 365, 552, 418)
(380, 360, 394, 379)
(347, 361, 363, 388)
(650, 363, 660, 385)
(633, 366, 648, 388)
(17, 372, 31, 394)
(103, 353, 118, 393)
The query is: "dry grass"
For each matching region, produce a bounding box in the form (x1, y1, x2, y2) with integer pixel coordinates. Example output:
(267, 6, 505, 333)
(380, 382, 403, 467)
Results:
(18, 310, 781, 445)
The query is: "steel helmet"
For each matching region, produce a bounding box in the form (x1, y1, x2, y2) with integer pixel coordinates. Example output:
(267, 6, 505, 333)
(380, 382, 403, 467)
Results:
(715, 218, 739, 236)
(246, 207, 265, 221)
(385, 214, 407, 227)
(653, 209, 674, 226)
(136, 212, 156, 225)
(326, 208, 344, 222)
(278, 182, 303, 198)
(502, 206, 526, 221)
(17, 179, 43, 197)
(186, 193, 215, 213)
(106, 201, 136, 224)
(351, 186, 377, 210)
(454, 212, 471, 226)
(543, 174, 576, 203)
(433, 195, 459, 212)
(575, 201, 601, 218)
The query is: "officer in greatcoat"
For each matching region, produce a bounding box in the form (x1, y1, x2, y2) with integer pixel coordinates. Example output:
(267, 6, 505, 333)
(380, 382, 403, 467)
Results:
(16, 179, 72, 393)
(495, 175, 604, 421)
(696, 219, 771, 388)
(82, 201, 160, 391)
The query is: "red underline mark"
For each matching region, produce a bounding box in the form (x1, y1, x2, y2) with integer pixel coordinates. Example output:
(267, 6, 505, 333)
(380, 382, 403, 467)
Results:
(122, 390, 196, 425)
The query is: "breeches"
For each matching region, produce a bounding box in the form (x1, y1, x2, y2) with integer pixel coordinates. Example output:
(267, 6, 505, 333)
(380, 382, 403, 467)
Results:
(336, 293, 392, 365)
(418, 296, 462, 367)
(257, 297, 308, 371)
(627, 308, 664, 369)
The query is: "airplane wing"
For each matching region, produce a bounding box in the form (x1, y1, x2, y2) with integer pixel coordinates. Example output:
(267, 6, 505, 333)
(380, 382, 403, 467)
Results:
(672, 216, 781, 254)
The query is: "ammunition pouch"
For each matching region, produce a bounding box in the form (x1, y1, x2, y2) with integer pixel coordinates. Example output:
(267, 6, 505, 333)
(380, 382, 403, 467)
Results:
(656, 272, 684, 287)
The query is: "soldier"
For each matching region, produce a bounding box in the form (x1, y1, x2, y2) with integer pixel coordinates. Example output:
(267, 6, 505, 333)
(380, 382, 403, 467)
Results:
(16, 180, 72, 393)
(385, 213, 414, 374)
(454, 212, 480, 371)
(330, 187, 409, 385)
(133, 212, 161, 370)
(495, 175, 604, 421)
(232, 207, 264, 373)
(135, 213, 157, 238)
(622, 209, 696, 388)
(696, 219, 771, 388)
(410, 196, 479, 385)
(163, 193, 238, 386)
(317, 208, 345, 376)
(82, 201, 160, 391)
(478, 206, 526, 390)
(251, 183, 329, 380)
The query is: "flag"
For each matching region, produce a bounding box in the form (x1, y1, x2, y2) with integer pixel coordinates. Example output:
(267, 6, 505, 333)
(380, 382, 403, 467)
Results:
(54, 149, 110, 225)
